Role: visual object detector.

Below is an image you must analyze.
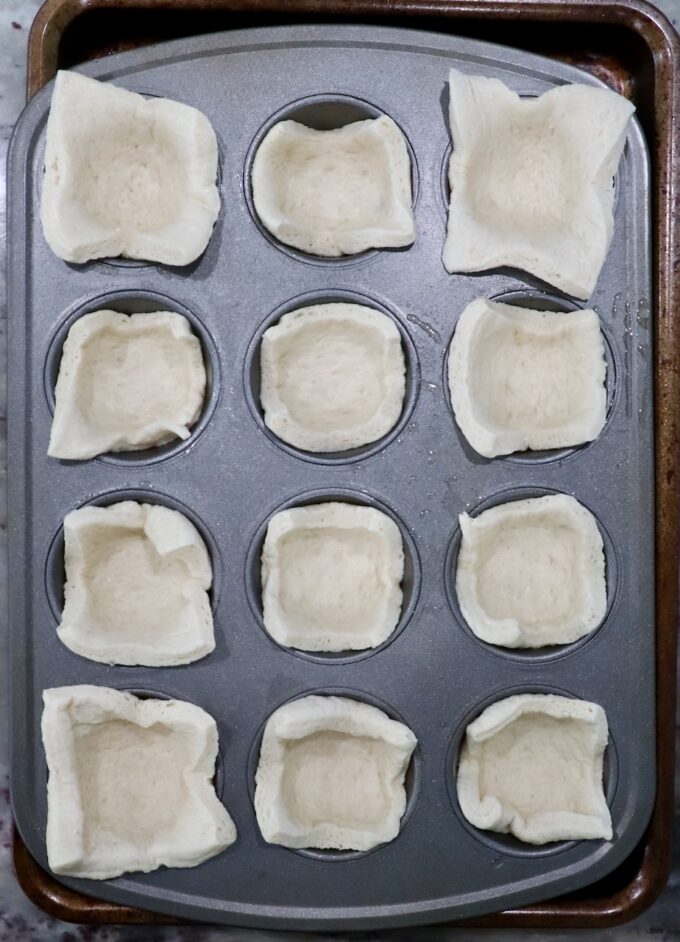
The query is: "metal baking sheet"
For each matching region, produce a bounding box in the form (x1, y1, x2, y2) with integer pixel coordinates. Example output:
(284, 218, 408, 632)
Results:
(7, 24, 655, 930)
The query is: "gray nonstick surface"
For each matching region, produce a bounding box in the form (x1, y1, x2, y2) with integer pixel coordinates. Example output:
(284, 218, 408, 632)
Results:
(7, 24, 654, 930)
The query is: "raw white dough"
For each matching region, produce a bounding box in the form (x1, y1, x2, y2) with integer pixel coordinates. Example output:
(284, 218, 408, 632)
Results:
(252, 116, 415, 256)
(42, 685, 236, 878)
(261, 502, 404, 652)
(443, 69, 634, 299)
(48, 309, 206, 460)
(260, 303, 406, 453)
(448, 298, 607, 457)
(456, 495, 607, 648)
(58, 501, 214, 666)
(457, 694, 612, 844)
(41, 70, 220, 265)
(255, 695, 417, 850)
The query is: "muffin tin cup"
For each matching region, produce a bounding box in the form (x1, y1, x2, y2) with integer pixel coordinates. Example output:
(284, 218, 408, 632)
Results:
(245, 685, 423, 862)
(243, 288, 421, 465)
(244, 93, 419, 268)
(443, 484, 621, 664)
(442, 288, 620, 467)
(44, 487, 224, 623)
(445, 682, 620, 860)
(43, 290, 221, 466)
(244, 486, 421, 664)
(32, 84, 227, 273)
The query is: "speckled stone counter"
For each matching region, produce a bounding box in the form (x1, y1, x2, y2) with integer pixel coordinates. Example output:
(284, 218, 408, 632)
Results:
(2, 2, 679, 938)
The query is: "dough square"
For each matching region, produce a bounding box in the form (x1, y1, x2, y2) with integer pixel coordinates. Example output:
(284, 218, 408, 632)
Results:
(457, 694, 612, 844)
(48, 310, 206, 460)
(42, 685, 236, 878)
(260, 302, 406, 453)
(41, 71, 220, 265)
(252, 116, 415, 256)
(456, 494, 607, 648)
(254, 695, 417, 851)
(448, 298, 607, 457)
(58, 501, 214, 666)
(261, 502, 404, 652)
(443, 69, 634, 299)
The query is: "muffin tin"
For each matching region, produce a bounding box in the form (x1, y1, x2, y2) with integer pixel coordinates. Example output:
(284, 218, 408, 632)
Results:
(7, 24, 654, 929)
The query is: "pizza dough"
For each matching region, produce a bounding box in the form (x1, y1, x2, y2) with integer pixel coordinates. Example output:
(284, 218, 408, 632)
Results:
(41, 71, 220, 264)
(48, 309, 206, 460)
(254, 695, 417, 850)
(443, 69, 634, 298)
(261, 502, 404, 651)
(252, 116, 415, 256)
(456, 495, 607, 648)
(42, 685, 236, 878)
(260, 302, 406, 453)
(457, 694, 612, 844)
(58, 501, 214, 666)
(448, 298, 607, 457)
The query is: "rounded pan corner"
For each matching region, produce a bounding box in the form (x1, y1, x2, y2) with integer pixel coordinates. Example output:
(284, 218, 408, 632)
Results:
(12, 827, 173, 926)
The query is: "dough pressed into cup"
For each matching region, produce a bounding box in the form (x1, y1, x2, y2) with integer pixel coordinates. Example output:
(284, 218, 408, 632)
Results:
(448, 298, 607, 458)
(255, 694, 417, 850)
(457, 693, 612, 844)
(261, 501, 404, 652)
(48, 309, 206, 460)
(456, 494, 607, 648)
(252, 116, 415, 256)
(42, 685, 236, 879)
(260, 302, 406, 453)
(41, 71, 220, 265)
(443, 69, 634, 299)
(58, 501, 214, 666)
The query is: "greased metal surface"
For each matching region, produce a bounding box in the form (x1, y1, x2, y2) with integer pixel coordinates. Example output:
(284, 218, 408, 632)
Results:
(7, 24, 654, 929)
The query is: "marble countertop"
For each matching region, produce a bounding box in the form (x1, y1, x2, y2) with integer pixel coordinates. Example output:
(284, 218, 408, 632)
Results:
(2, 1, 679, 938)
